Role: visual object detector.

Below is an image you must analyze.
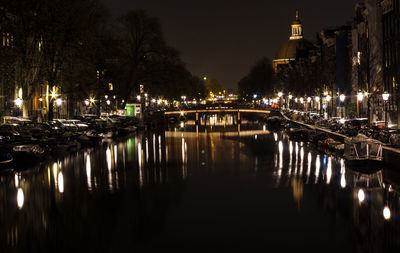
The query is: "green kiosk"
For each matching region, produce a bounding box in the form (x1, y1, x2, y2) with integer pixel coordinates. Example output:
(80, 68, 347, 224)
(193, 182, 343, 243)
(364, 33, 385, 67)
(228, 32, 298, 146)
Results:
(125, 103, 142, 118)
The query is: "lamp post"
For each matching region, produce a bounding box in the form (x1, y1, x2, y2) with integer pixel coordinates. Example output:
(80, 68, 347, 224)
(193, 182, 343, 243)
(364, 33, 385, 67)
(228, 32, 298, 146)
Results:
(382, 92, 390, 128)
(339, 94, 346, 118)
(357, 92, 364, 118)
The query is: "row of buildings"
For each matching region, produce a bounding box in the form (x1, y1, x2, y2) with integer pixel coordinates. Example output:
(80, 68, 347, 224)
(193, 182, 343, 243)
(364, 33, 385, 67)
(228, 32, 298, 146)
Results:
(273, 0, 400, 126)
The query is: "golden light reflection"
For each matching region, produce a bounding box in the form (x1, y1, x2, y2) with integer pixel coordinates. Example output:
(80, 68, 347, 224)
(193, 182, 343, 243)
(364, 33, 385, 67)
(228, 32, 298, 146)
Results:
(180, 121, 185, 128)
(114, 145, 117, 165)
(291, 178, 303, 209)
(14, 174, 19, 188)
(17, 188, 24, 210)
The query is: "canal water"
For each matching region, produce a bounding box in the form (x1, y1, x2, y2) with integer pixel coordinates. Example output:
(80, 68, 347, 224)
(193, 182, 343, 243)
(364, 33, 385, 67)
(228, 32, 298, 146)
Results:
(1, 119, 399, 252)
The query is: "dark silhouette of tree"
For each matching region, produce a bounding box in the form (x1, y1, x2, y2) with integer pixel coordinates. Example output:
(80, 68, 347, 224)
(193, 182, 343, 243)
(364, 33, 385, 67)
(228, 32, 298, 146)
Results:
(238, 57, 275, 98)
(205, 78, 224, 96)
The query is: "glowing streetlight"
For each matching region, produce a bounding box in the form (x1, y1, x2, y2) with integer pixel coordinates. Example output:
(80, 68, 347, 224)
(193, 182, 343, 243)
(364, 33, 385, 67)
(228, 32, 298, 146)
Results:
(340, 94, 346, 102)
(315, 96, 320, 102)
(106, 100, 111, 105)
(300, 97, 304, 103)
(15, 98, 23, 108)
(56, 98, 62, 106)
(382, 92, 390, 101)
(357, 92, 364, 102)
(278, 92, 283, 98)
(288, 95, 293, 100)
(151, 99, 156, 103)
(90, 98, 95, 103)
(307, 97, 311, 103)
(295, 98, 298, 103)
(137, 95, 141, 101)
(382, 92, 390, 128)
(325, 95, 332, 102)
(203, 76, 207, 81)
(84, 100, 90, 106)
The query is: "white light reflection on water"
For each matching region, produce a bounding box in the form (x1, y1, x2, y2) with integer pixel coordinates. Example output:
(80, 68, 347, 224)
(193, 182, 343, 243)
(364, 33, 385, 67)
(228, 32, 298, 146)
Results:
(153, 134, 156, 164)
(299, 147, 304, 175)
(279, 141, 283, 169)
(274, 133, 278, 142)
(358, 189, 365, 203)
(326, 157, 332, 184)
(383, 206, 391, 220)
(182, 138, 187, 179)
(58, 172, 64, 193)
(86, 154, 92, 191)
(340, 159, 346, 188)
(17, 188, 24, 210)
(106, 147, 113, 191)
(138, 142, 143, 188)
(306, 152, 312, 184)
(114, 145, 117, 165)
(14, 174, 19, 188)
(315, 155, 320, 184)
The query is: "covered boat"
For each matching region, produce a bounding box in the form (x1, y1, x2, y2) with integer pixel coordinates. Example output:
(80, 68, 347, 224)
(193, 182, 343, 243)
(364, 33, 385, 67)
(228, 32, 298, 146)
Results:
(343, 134, 384, 169)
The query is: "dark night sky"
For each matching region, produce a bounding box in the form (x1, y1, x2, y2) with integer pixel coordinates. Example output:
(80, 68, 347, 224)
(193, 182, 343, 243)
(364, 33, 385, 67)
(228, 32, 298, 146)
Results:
(101, 0, 360, 91)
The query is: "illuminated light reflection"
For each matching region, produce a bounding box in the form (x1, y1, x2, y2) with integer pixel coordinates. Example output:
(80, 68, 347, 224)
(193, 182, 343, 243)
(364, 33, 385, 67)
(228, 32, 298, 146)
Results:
(14, 174, 19, 188)
(383, 206, 391, 220)
(358, 189, 365, 203)
(17, 188, 24, 209)
(274, 133, 278, 142)
(58, 172, 64, 193)
(180, 121, 184, 128)
(326, 157, 332, 184)
(53, 163, 58, 186)
(315, 155, 320, 184)
(106, 147, 112, 171)
(114, 145, 117, 165)
(86, 154, 92, 190)
(299, 147, 304, 175)
(340, 159, 346, 188)
(138, 142, 143, 187)
(279, 141, 283, 169)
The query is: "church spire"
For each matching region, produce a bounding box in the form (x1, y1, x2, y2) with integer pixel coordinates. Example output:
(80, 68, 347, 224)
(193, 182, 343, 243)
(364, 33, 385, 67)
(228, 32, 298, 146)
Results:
(290, 11, 303, 40)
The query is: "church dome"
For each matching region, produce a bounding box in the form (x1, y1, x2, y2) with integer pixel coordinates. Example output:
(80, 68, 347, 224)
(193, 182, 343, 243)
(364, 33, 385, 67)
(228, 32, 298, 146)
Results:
(275, 38, 313, 60)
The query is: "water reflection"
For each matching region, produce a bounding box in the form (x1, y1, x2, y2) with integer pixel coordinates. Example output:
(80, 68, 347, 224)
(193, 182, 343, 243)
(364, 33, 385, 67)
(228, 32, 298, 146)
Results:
(0, 127, 399, 252)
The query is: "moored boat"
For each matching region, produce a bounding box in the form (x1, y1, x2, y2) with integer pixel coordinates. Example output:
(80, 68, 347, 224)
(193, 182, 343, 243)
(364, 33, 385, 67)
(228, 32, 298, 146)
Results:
(343, 134, 384, 168)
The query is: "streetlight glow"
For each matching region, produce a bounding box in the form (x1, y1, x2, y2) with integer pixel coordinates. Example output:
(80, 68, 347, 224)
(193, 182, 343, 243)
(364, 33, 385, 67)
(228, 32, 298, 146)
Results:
(278, 92, 283, 98)
(288, 95, 293, 100)
(315, 96, 320, 102)
(357, 92, 364, 102)
(15, 98, 23, 108)
(340, 94, 346, 102)
(325, 95, 331, 102)
(84, 100, 90, 106)
(307, 97, 311, 103)
(383, 206, 391, 220)
(382, 92, 390, 101)
(137, 95, 141, 101)
(56, 98, 62, 106)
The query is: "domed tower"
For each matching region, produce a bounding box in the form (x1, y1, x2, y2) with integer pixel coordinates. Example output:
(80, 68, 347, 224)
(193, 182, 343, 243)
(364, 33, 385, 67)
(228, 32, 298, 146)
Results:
(273, 11, 313, 72)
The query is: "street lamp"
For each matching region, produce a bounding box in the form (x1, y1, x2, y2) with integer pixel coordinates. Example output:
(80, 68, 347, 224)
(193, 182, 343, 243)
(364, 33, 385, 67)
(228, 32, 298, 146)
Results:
(56, 98, 62, 106)
(137, 95, 141, 101)
(339, 94, 346, 102)
(382, 91, 390, 127)
(15, 98, 23, 108)
(278, 92, 283, 98)
(357, 92, 364, 117)
(84, 100, 90, 106)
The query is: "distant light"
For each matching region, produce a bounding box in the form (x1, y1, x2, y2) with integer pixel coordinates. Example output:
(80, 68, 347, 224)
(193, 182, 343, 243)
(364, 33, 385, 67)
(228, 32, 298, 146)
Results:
(152, 99, 156, 103)
(307, 97, 311, 103)
(56, 98, 62, 106)
(137, 95, 141, 101)
(90, 98, 95, 103)
(300, 97, 304, 103)
(84, 100, 90, 106)
(278, 92, 283, 98)
(288, 95, 293, 100)
(253, 94, 257, 99)
(144, 93, 148, 97)
(383, 206, 391, 220)
(105, 95, 108, 99)
(340, 94, 346, 102)
(203, 76, 207, 81)
(113, 95, 116, 99)
(358, 189, 365, 203)
(315, 96, 320, 102)
(106, 100, 111, 105)
(295, 98, 298, 103)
